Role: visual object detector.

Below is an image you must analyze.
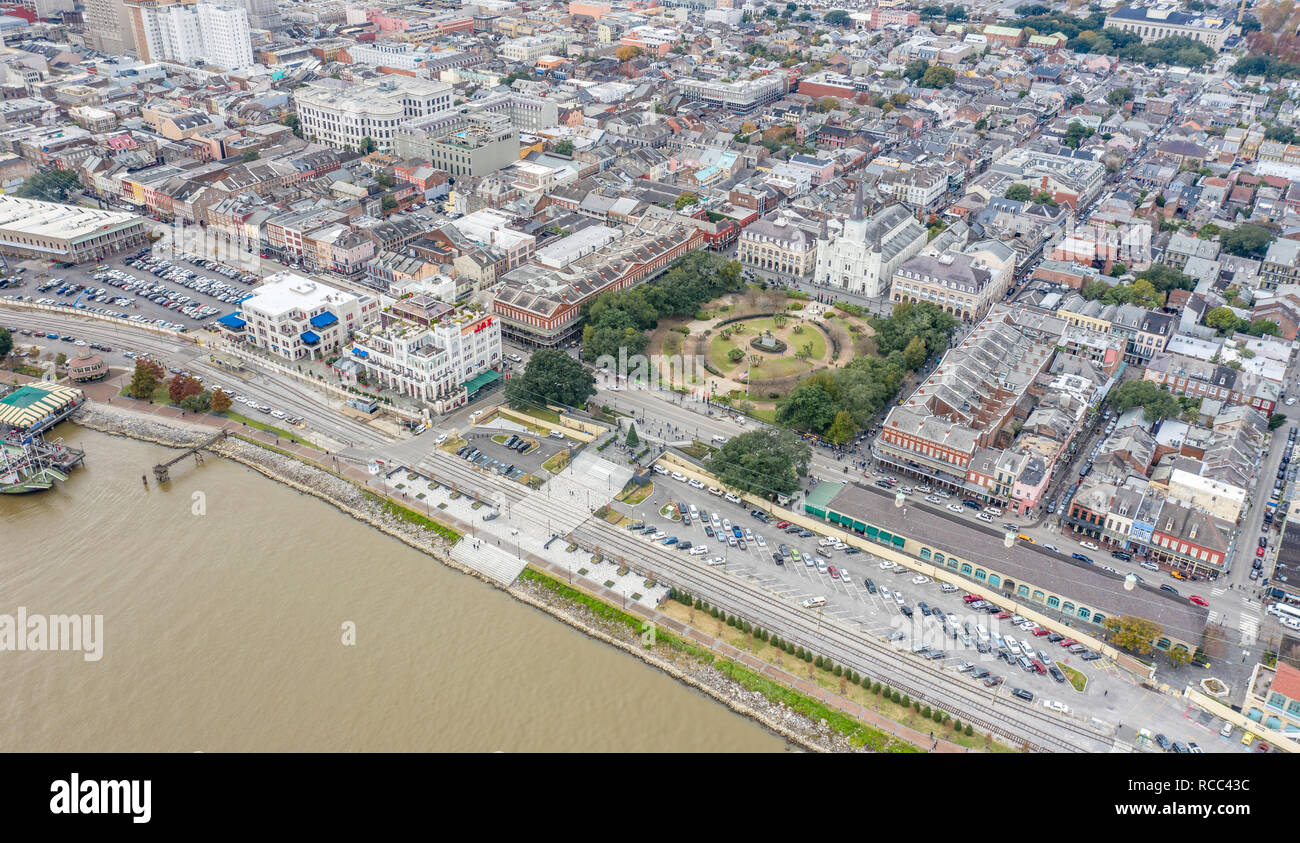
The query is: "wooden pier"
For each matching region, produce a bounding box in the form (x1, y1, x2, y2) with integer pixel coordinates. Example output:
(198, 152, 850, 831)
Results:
(153, 429, 227, 483)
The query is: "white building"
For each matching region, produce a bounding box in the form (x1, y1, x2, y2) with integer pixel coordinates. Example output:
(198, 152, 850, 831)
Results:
(196, 2, 255, 71)
(348, 295, 502, 413)
(294, 77, 453, 152)
(132, 0, 255, 72)
(813, 203, 928, 298)
(450, 209, 535, 270)
(216, 273, 375, 360)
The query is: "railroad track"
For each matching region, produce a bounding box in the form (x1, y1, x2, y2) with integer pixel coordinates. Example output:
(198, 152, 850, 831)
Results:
(573, 519, 1114, 753)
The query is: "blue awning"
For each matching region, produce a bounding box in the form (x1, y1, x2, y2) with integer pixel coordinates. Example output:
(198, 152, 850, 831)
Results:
(351, 347, 368, 358)
(301, 330, 320, 344)
(309, 311, 338, 328)
(216, 313, 246, 329)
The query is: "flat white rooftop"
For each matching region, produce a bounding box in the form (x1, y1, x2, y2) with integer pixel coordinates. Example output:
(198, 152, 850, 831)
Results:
(0, 196, 143, 242)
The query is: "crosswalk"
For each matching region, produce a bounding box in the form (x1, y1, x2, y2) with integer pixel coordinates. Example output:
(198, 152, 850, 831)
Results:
(1240, 612, 1260, 644)
(1210, 586, 1227, 597)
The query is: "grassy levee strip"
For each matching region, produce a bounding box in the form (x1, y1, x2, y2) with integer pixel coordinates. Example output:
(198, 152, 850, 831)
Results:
(519, 566, 917, 752)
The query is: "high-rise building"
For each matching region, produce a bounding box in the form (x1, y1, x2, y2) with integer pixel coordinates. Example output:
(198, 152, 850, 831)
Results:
(127, 0, 253, 71)
(242, 0, 279, 30)
(85, 0, 136, 55)
(196, 1, 254, 70)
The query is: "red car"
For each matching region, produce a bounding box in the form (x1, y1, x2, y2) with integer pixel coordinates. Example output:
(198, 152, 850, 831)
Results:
(776, 520, 790, 529)
(1031, 627, 1050, 637)
(1189, 595, 1209, 607)
(1060, 638, 1078, 648)
(828, 566, 839, 579)
(1257, 546, 1266, 557)
(996, 610, 1011, 620)
(1030, 659, 1047, 674)
(963, 594, 983, 604)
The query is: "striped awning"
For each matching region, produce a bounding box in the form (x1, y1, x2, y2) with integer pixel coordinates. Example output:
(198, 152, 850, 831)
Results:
(0, 383, 84, 430)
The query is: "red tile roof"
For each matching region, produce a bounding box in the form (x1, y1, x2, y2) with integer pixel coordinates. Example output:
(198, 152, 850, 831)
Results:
(1273, 662, 1300, 702)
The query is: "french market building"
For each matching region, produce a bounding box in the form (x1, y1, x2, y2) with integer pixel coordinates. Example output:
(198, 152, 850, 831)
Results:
(803, 480, 1206, 654)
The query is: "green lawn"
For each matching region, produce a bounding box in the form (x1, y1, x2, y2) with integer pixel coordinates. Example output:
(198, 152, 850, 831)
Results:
(222, 411, 300, 442)
(750, 356, 810, 379)
(786, 323, 827, 360)
(542, 451, 570, 473)
(708, 317, 831, 376)
(1055, 662, 1088, 692)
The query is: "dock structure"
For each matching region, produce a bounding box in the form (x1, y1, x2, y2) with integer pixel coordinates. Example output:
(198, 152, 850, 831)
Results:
(152, 430, 227, 483)
(0, 434, 85, 494)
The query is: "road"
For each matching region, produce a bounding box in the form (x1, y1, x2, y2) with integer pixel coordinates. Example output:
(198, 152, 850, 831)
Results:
(1, 305, 392, 450)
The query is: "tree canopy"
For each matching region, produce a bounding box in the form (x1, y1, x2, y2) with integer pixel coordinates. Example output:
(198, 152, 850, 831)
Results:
(1220, 223, 1276, 259)
(1080, 278, 1163, 309)
(0, 327, 11, 360)
(1103, 615, 1161, 655)
(1134, 264, 1197, 294)
(711, 428, 810, 498)
(1005, 183, 1033, 202)
(16, 169, 81, 202)
(1105, 380, 1181, 423)
(504, 349, 596, 409)
(919, 65, 956, 89)
(581, 251, 743, 362)
(774, 302, 956, 439)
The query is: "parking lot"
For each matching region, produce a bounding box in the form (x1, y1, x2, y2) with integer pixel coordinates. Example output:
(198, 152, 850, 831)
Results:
(622, 471, 1110, 703)
(0, 249, 256, 333)
(451, 426, 570, 482)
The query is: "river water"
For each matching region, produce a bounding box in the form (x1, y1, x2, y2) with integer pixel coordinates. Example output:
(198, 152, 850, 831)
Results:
(0, 425, 786, 752)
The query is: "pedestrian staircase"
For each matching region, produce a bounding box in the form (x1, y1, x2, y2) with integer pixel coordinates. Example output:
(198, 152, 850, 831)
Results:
(450, 537, 527, 585)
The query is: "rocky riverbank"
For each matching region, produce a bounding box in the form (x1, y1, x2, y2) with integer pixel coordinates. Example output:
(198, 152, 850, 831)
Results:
(71, 402, 862, 753)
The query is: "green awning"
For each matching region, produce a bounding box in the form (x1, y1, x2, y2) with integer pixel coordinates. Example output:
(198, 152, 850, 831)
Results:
(463, 369, 502, 395)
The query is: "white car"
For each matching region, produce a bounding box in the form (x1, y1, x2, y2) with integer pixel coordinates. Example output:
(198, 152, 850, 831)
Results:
(706, 556, 725, 566)
(707, 486, 723, 496)
(925, 495, 944, 504)
(689, 545, 708, 556)
(652, 465, 669, 476)
(435, 433, 447, 445)
(819, 538, 836, 547)
(947, 504, 965, 513)
(270, 410, 287, 419)
(879, 560, 896, 570)
(912, 575, 931, 585)
(879, 587, 893, 601)
(755, 535, 766, 547)
(894, 591, 905, 605)
(670, 472, 687, 482)
(1043, 700, 1070, 714)
(1080, 541, 1099, 551)
(976, 513, 994, 523)
(840, 570, 852, 584)
(688, 479, 705, 489)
